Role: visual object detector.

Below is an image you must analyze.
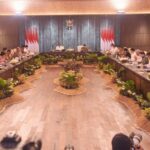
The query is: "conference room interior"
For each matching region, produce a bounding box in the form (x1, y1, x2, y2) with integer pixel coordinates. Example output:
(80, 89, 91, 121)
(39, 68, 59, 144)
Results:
(0, 0, 150, 150)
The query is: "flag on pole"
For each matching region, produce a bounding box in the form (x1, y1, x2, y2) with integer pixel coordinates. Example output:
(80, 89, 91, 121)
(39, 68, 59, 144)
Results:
(25, 27, 39, 54)
(100, 28, 115, 51)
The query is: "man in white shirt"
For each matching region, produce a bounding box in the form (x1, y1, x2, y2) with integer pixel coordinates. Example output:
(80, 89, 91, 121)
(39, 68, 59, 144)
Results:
(134, 49, 142, 63)
(129, 48, 136, 62)
(110, 43, 119, 57)
(56, 43, 65, 51)
(24, 45, 29, 54)
(77, 45, 83, 52)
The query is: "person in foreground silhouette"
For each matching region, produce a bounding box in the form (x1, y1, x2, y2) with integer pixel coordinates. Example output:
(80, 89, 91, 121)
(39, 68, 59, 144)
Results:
(112, 133, 144, 150)
(0, 131, 21, 149)
(112, 133, 132, 150)
(22, 140, 42, 150)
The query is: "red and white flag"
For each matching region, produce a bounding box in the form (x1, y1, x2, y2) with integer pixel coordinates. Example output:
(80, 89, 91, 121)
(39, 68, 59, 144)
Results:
(25, 27, 39, 53)
(100, 28, 115, 51)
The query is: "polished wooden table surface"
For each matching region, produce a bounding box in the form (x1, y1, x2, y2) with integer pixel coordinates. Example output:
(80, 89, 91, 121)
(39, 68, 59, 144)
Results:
(0, 66, 149, 150)
(110, 56, 150, 82)
(0, 55, 36, 79)
(107, 56, 150, 97)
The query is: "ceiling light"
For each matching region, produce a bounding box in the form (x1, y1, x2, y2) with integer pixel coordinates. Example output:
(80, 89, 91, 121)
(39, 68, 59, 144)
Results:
(112, 0, 128, 10)
(12, 1, 26, 12)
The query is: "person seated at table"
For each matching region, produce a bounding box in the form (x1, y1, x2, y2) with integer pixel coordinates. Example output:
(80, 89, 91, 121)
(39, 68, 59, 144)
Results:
(146, 52, 150, 67)
(14, 47, 23, 59)
(123, 48, 131, 59)
(77, 45, 83, 52)
(81, 44, 89, 52)
(20, 45, 28, 57)
(7, 49, 15, 61)
(4, 50, 9, 61)
(117, 47, 124, 57)
(130, 49, 141, 63)
(110, 43, 119, 57)
(129, 48, 136, 61)
(13, 47, 19, 58)
(135, 50, 143, 63)
(117, 47, 130, 63)
(55, 43, 65, 51)
(139, 51, 149, 65)
(24, 45, 29, 55)
(10, 48, 15, 58)
(11, 49, 16, 59)
(9, 47, 22, 64)
(0, 52, 6, 65)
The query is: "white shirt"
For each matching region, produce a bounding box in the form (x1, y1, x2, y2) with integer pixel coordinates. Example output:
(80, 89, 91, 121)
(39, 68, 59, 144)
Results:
(56, 45, 64, 51)
(131, 52, 142, 62)
(131, 52, 137, 62)
(77, 45, 83, 52)
(24, 48, 28, 53)
(137, 55, 142, 62)
(110, 46, 119, 56)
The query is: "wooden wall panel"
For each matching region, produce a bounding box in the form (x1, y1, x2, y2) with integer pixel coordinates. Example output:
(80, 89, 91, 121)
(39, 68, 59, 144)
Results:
(0, 17, 20, 50)
(120, 15, 150, 50)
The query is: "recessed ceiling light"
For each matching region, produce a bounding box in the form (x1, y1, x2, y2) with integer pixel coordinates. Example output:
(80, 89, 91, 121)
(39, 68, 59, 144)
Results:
(112, 0, 128, 10)
(12, 1, 26, 12)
